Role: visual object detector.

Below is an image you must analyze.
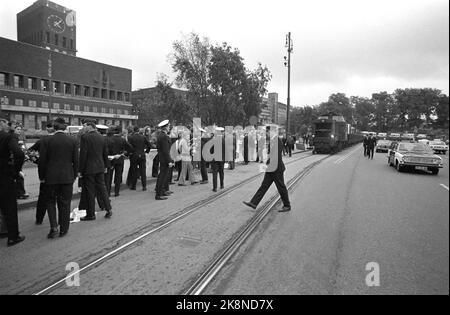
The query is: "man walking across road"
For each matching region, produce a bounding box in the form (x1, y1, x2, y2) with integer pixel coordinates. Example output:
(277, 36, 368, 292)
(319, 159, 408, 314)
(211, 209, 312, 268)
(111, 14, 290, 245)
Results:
(0, 116, 25, 247)
(243, 128, 291, 213)
(363, 134, 369, 157)
(38, 118, 78, 239)
(79, 121, 112, 220)
(367, 134, 377, 160)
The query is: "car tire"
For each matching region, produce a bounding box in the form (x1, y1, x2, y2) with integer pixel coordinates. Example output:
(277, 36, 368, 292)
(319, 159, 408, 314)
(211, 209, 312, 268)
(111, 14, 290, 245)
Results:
(430, 168, 439, 175)
(396, 161, 404, 173)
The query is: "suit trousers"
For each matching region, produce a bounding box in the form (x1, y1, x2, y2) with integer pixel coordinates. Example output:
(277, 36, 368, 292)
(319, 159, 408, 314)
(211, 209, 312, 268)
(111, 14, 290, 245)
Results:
(212, 161, 224, 190)
(200, 160, 209, 181)
(46, 183, 73, 232)
(36, 182, 48, 223)
(367, 147, 374, 159)
(130, 155, 146, 189)
(107, 161, 124, 196)
(83, 173, 111, 217)
(152, 154, 160, 178)
(0, 176, 20, 239)
(250, 171, 291, 208)
(156, 163, 170, 197)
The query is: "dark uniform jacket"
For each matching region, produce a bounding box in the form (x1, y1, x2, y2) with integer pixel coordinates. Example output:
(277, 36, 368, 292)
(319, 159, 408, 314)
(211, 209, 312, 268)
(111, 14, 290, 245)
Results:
(210, 135, 226, 163)
(79, 130, 109, 175)
(107, 135, 131, 162)
(267, 137, 286, 173)
(128, 134, 151, 159)
(157, 131, 174, 166)
(0, 130, 24, 179)
(367, 137, 377, 148)
(38, 131, 78, 185)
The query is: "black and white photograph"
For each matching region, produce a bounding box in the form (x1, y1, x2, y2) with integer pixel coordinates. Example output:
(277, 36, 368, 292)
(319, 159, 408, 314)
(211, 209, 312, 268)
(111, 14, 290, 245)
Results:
(0, 0, 448, 299)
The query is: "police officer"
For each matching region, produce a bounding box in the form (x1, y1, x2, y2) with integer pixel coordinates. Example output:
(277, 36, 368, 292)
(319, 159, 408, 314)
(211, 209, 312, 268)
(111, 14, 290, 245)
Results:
(155, 120, 174, 200)
(106, 126, 131, 197)
(128, 126, 151, 191)
(363, 134, 369, 157)
(0, 116, 25, 247)
(243, 128, 291, 213)
(367, 134, 377, 160)
(211, 127, 225, 193)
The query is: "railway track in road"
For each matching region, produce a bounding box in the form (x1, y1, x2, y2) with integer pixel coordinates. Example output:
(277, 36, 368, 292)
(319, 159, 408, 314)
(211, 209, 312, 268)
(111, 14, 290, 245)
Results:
(183, 155, 330, 295)
(33, 152, 320, 295)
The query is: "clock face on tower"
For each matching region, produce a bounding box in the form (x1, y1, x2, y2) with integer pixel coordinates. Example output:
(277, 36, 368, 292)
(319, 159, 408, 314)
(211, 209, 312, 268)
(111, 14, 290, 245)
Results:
(47, 15, 66, 33)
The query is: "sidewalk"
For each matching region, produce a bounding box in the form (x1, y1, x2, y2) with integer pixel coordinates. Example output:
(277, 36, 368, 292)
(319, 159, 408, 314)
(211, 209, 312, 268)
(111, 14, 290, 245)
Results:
(18, 148, 310, 211)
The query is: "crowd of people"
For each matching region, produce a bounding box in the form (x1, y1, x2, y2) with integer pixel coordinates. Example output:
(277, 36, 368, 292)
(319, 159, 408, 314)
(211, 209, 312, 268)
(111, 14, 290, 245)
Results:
(0, 115, 297, 247)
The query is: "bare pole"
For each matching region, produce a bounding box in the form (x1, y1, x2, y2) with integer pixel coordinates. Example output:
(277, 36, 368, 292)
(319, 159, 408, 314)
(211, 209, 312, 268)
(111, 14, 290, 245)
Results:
(284, 32, 293, 134)
(48, 52, 53, 121)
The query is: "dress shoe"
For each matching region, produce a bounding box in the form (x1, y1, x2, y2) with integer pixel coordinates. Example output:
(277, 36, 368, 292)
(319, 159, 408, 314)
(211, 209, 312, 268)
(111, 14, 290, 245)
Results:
(220, 186, 225, 190)
(163, 192, 172, 196)
(191, 182, 199, 185)
(278, 206, 292, 213)
(130, 187, 136, 191)
(142, 187, 147, 191)
(47, 228, 59, 239)
(178, 183, 188, 186)
(169, 182, 175, 185)
(243, 201, 257, 210)
(0, 233, 8, 239)
(105, 211, 113, 219)
(212, 188, 217, 192)
(80, 216, 96, 221)
(165, 191, 174, 195)
(59, 230, 68, 238)
(35, 220, 43, 226)
(114, 193, 120, 197)
(200, 180, 209, 185)
(7, 235, 25, 247)
(155, 196, 168, 201)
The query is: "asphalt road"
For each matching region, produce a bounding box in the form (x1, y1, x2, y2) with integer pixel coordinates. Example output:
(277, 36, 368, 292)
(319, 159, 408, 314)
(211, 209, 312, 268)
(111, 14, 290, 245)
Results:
(205, 147, 449, 295)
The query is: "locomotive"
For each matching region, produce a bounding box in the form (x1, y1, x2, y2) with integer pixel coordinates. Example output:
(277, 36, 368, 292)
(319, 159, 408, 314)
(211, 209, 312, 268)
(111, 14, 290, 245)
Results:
(311, 113, 363, 154)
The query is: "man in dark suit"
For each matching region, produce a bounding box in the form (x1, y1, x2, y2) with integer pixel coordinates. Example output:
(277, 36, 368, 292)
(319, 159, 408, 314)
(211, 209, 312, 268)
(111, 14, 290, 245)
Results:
(367, 134, 377, 160)
(155, 120, 174, 200)
(211, 127, 226, 192)
(199, 129, 209, 184)
(28, 121, 55, 225)
(39, 118, 78, 238)
(243, 129, 291, 213)
(363, 135, 369, 157)
(106, 126, 131, 197)
(79, 121, 112, 220)
(128, 126, 151, 191)
(0, 116, 25, 247)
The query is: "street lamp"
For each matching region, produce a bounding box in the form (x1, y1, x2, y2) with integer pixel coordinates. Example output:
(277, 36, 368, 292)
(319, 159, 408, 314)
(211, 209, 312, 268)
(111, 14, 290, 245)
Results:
(284, 32, 293, 134)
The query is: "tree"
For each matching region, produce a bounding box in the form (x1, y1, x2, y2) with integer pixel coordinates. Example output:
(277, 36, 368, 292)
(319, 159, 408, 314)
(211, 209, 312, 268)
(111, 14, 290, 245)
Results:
(434, 95, 449, 129)
(351, 96, 375, 131)
(318, 93, 353, 123)
(171, 32, 211, 122)
(371, 92, 395, 132)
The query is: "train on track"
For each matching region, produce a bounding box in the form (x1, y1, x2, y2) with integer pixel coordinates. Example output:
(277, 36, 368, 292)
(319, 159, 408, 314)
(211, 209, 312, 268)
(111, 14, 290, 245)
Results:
(311, 113, 364, 154)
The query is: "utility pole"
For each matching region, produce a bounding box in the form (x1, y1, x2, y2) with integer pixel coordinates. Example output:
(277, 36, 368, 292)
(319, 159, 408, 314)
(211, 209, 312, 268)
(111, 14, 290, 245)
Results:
(284, 32, 293, 134)
(48, 52, 53, 121)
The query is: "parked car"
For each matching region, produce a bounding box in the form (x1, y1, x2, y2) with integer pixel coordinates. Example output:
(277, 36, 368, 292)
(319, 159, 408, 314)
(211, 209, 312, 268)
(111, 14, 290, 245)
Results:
(377, 133, 387, 139)
(389, 133, 401, 140)
(416, 134, 427, 140)
(375, 140, 392, 153)
(388, 142, 443, 175)
(428, 140, 448, 155)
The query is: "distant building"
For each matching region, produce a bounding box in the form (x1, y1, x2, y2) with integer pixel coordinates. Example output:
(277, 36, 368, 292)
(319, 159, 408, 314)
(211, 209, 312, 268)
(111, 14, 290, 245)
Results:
(0, 0, 137, 130)
(260, 92, 288, 126)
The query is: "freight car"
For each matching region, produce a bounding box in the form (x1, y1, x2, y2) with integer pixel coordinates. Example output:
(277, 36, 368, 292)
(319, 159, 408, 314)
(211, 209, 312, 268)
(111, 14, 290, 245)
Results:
(311, 113, 363, 154)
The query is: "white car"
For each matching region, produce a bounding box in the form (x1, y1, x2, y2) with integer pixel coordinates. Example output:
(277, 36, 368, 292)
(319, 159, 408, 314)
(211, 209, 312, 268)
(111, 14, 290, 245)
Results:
(388, 142, 443, 175)
(428, 141, 448, 155)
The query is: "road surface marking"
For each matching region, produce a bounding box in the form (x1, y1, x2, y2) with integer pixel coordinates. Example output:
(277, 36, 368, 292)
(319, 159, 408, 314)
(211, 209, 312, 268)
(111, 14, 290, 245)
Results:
(334, 147, 361, 164)
(440, 184, 449, 191)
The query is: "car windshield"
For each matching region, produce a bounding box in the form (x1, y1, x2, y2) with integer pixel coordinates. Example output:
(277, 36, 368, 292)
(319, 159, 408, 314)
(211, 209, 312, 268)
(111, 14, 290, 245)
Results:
(398, 143, 433, 153)
(430, 141, 445, 146)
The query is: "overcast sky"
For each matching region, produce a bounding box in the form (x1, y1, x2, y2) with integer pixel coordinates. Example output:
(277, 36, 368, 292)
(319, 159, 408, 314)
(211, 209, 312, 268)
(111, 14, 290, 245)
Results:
(1, 0, 448, 107)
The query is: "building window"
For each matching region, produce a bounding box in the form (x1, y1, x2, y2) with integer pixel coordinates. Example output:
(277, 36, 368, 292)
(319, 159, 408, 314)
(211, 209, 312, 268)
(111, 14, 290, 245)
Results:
(93, 88, 99, 98)
(53, 81, 61, 93)
(64, 83, 71, 95)
(117, 109, 122, 115)
(101, 108, 106, 113)
(0, 73, 9, 86)
(14, 75, 24, 88)
(84, 106, 90, 112)
(29, 100, 37, 108)
(27, 77, 38, 90)
(92, 107, 98, 113)
(46, 32, 51, 44)
(124, 110, 129, 115)
(41, 79, 49, 91)
(53, 103, 60, 110)
(74, 85, 81, 96)
(54, 34, 59, 46)
(109, 108, 114, 114)
(101, 89, 108, 99)
(84, 86, 91, 97)
(124, 93, 130, 102)
(63, 37, 67, 48)
(70, 39, 74, 50)
(74, 105, 80, 111)
(15, 99, 24, 106)
(117, 92, 123, 101)
(42, 102, 49, 108)
(64, 104, 71, 110)
(109, 91, 116, 100)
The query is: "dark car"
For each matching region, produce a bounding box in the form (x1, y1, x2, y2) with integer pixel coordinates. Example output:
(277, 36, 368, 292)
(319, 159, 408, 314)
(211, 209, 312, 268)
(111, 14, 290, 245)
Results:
(376, 140, 392, 153)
